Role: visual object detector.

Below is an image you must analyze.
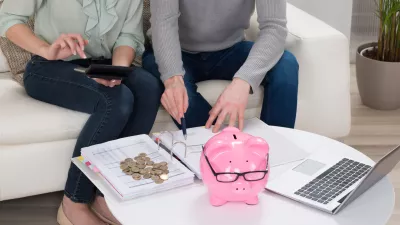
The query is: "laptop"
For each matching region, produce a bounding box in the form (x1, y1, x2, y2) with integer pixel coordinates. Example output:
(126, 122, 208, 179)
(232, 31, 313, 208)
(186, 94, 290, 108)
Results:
(266, 145, 400, 214)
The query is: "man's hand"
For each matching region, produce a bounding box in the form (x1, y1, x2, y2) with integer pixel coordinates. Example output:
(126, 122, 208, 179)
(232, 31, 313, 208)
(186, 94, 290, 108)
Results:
(206, 78, 250, 132)
(162, 75, 189, 124)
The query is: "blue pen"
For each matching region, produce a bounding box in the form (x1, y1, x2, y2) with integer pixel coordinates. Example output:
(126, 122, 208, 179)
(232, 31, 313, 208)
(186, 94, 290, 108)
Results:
(181, 117, 187, 140)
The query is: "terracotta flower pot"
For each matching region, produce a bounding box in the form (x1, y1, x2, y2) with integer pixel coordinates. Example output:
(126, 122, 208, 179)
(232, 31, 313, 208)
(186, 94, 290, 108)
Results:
(356, 42, 400, 110)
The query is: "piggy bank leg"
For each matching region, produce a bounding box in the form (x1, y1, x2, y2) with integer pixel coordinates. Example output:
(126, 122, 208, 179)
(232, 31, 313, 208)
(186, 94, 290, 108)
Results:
(210, 195, 227, 206)
(245, 196, 259, 205)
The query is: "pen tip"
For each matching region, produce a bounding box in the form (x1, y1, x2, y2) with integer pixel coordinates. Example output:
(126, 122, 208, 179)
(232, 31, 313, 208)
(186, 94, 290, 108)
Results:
(184, 134, 187, 140)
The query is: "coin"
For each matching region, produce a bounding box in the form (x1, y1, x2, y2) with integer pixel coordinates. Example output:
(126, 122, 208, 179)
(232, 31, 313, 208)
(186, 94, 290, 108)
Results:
(160, 165, 168, 171)
(143, 157, 151, 161)
(159, 174, 169, 180)
(163, 169, 169, 174)
(154, 170, 163, 175)
(143, 174, 151, 179)
(160, 162, 168, 166)
(139, 169, 146, 174)
(144, 167, 152, 173)
(122, 168, 131, 174)
(131, 167, 140, 173)
(137, 160, 145, 165)
(151, 175, 159, 181)
(125, 170, 134, 175)
(134, 156, 142, 160)
(153, 163, 161, 169)
(155, 179, 164, 184)
(120, 163, 129, 170)
(139, 153, 147, 157)
(125, 158, 134, 163)
(137, 164, 146, 169)
(127, 161, 136, 167)
(132, 173, 141, 180)
(147, 161, 154, 166)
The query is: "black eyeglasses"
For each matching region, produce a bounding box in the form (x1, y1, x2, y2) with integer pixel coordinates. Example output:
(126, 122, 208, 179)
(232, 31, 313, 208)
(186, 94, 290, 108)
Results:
(202, 146, 269, 183)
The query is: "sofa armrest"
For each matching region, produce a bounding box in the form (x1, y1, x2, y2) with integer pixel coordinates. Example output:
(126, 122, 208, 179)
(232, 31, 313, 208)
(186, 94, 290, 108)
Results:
(245, 3, 351, 138)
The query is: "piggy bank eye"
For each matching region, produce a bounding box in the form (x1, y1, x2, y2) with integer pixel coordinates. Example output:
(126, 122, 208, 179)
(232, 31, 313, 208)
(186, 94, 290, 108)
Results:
(229, 161, 232, 163)
(246, 160, 248, 162)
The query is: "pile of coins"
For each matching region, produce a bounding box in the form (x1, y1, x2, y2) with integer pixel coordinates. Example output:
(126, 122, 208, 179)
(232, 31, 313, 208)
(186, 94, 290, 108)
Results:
(120, 153, 169, 184)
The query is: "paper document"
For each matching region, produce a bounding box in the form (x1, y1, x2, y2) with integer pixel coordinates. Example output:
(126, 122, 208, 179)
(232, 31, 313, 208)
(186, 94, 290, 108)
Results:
(153, 118, 309, 178)
(81, 135, 194, 200)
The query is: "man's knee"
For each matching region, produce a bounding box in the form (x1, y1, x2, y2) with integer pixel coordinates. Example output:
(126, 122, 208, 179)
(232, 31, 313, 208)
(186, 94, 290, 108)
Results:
(269, 51, 299, 87)
(142, 50, 161, 78)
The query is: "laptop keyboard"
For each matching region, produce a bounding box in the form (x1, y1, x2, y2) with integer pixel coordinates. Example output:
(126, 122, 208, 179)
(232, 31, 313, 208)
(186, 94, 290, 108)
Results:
(294, 158, 372, 205)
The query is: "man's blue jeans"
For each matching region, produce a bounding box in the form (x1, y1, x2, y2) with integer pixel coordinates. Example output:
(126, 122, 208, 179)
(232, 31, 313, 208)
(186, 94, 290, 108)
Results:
(143, 41, 299, 129)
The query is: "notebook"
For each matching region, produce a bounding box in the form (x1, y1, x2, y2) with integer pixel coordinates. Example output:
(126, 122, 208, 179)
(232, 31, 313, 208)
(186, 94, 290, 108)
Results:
(74, 134, 195, 202)
(151, 118, 309, 179)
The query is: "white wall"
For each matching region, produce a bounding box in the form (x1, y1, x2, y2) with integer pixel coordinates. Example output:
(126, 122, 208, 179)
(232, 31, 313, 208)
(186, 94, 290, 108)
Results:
(287, 0, 353, 41)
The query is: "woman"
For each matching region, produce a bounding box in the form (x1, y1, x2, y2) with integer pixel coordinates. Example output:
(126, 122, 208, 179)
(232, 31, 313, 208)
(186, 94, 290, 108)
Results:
(0, 0, 162, 224)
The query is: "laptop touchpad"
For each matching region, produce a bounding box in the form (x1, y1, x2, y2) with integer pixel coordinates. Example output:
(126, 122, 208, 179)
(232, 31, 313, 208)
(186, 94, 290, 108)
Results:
(293, 159, 326, 176)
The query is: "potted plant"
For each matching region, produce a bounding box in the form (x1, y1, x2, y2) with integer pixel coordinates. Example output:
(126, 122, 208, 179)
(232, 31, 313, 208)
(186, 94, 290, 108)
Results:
(356, 0, 400, 110)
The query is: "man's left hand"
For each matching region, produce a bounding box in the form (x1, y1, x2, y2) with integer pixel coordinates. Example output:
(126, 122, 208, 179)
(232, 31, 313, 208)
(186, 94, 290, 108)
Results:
(206, 78, 250, 133)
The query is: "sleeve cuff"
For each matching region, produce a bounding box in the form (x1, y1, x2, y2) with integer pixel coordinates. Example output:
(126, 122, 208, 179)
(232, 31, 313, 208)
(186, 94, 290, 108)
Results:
(0, 18, 27, 37)
(233, 73, 261, 95)
(160, 67, 186, 83)
(113, 33, 145, 58)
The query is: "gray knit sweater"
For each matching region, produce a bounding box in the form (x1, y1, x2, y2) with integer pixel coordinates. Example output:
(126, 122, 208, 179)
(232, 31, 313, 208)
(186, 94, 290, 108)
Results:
(149, 0, 288, 91)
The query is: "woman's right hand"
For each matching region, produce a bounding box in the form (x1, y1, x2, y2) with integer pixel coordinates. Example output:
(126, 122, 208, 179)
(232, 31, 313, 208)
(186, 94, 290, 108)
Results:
(39, 33, 88, 60)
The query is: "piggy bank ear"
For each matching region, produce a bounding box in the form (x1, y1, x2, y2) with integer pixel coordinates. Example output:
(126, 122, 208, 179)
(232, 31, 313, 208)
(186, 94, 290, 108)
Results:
(245, 137, 269, 157)
(203, 140, 230, 159)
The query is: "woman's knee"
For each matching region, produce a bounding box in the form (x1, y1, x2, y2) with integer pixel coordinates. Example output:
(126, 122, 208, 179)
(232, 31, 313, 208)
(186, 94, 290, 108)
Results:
(128, 67, 163, 100)
(105, 85, 135, 119)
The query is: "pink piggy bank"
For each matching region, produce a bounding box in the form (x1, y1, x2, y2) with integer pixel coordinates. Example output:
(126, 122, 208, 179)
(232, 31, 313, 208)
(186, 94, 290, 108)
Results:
(200, 127, 270, 206)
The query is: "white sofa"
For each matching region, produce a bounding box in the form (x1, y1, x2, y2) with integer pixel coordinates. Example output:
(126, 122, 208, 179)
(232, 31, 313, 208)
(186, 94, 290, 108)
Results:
(0, 4, 351, 201)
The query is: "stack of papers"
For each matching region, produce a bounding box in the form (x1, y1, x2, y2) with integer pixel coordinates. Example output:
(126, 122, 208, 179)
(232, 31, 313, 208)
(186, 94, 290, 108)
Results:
(80, 134, 195, 201)
(153, 118, 309, 179)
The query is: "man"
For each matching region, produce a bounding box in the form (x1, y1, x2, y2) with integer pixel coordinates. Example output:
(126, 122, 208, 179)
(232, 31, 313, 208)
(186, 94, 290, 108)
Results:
(143, 0, 299, 133)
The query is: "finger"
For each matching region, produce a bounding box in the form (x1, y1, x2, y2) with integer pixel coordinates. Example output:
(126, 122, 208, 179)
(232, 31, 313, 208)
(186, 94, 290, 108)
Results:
(238, 108, 245, 131)
(69, 34, 85, 51)
(93, 78, 110, 87)
(206, 103, 222, 129)
(175, 89, 184, 118)
(75, 45, 87, 59)
(161, 94, 172, 117)
(229, 110, 237, 127)
(213, 109, 228, 133)
(183, 89, 189, 113)
(112, 80, 122, 85)
(166, 90, 180, 123)
(56, 38, 67, 49)
(63, 36, 78, 56)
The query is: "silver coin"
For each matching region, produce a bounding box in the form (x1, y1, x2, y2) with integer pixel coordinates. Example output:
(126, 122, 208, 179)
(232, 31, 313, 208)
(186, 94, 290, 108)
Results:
(159, 162, 168, 166)
(143, 174, 152, 179)
(153, 163, 161, 169)
(125, 170, 134, 175)
(127, 161, 136, 167)
(151, 175, 159, 181)
(163, 169, 169, 174)
(134, 156, 142, 160)
(137, 164, 146, 169)
(139, 153, 147, 157)
(139, 169, 146, 174)
(147, 161, 154, 166)
(144, 157, 151, 161)
(155, 170, 163, 175)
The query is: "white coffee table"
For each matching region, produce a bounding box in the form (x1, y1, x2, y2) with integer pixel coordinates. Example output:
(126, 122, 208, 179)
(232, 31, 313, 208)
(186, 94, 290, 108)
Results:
(106, 127, 395, 225)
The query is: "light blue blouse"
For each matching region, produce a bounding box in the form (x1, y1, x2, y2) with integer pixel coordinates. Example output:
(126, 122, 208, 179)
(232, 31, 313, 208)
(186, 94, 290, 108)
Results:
(0, 0, 145, 61)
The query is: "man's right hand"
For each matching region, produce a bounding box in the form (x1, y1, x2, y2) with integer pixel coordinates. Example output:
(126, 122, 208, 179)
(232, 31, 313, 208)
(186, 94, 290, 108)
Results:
(162, 75, 188, 124)
(39, 33, 88, 61)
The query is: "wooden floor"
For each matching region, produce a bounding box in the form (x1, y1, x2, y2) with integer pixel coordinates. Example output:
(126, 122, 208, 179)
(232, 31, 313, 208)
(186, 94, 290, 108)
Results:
(0, 65, 399, 225)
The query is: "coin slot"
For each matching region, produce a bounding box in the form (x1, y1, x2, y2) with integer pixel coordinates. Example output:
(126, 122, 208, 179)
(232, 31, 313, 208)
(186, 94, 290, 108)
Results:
(233, 134, 237, 139)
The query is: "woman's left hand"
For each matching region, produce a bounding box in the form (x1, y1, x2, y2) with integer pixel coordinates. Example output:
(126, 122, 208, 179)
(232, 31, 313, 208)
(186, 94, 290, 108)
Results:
(93, 78, 122, 87)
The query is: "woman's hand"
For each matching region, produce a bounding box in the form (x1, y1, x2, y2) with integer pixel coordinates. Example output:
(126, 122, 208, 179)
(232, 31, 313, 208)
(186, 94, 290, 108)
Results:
(40, 33, 88, 60)
(93, 79, 122, 87)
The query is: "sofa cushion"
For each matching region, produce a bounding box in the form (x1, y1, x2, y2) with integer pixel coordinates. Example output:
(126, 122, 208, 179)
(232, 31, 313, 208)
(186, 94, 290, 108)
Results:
(0, 74, 263, 145)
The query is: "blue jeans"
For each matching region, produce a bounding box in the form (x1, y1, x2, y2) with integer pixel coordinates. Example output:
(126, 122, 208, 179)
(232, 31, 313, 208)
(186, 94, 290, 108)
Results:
(142, 41, 299, 129)
(23, 55, 162, 203)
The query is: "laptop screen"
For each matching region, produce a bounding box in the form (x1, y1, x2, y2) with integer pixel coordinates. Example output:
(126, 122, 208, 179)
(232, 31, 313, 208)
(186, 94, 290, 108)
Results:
(335, 145, 400, 213)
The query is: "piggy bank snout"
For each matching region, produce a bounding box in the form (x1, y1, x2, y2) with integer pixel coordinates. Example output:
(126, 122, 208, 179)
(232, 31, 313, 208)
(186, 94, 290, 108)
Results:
(232, 180, 251, 193)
